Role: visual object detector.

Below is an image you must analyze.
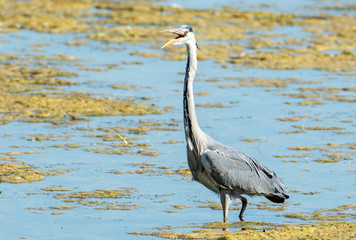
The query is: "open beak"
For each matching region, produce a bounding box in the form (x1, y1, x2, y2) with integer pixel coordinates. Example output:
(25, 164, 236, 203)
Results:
(160, 38, 177, 49)
(161, 29, 184, 49)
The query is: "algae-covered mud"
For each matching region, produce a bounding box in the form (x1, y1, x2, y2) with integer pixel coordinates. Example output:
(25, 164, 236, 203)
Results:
(0, 0, 355, 239)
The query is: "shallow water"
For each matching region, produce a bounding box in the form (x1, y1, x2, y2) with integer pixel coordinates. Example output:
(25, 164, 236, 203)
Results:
(160, 0, 355, 15)
(0, 1, 355, 239)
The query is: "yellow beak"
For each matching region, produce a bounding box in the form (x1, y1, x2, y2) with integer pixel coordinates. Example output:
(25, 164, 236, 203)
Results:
(161, 28, 182, 49)
(160, 38, 178, 49)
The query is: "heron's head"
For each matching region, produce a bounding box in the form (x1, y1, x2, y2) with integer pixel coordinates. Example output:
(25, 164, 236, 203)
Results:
(161, 25, 195, 48)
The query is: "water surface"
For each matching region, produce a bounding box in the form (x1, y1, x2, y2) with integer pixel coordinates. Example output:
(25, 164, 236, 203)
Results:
(0, 0, 355, 239)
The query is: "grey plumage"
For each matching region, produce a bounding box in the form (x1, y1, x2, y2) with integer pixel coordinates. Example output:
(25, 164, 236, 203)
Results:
(162, 25, 289, 222)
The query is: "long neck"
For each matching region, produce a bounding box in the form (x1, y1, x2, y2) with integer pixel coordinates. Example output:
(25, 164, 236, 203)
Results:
(183, 42, 204, 152)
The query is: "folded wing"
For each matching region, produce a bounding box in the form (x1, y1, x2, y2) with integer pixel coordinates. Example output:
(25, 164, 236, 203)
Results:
(201, 146, 289, 202)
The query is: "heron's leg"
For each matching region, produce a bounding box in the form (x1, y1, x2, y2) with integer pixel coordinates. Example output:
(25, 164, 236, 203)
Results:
(219, 189, 231, 223)
(238, 196, 247, 222)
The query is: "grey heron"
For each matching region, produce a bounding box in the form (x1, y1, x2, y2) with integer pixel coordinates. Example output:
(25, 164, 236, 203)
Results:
(161, 25, 289, 222)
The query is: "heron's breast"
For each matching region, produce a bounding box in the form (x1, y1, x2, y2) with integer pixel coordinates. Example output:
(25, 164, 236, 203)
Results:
(186, 149, 218, 193)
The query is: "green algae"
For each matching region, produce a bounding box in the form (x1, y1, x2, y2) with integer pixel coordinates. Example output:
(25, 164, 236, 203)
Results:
(315, 153, 351, 163)
(288, 125, 345, 133)
(274, 154, 308, 158)
(55, 189, 132, 200)
(277, 141, 355, 165)
(24, 134, 74, 142)
(95, 204, 141, 210)
(1, 0, 355, 73)
(84, 147, 159, 157)
(111, 84, 141, 90)
(277, 117, 302, 122)
(219, 77, 289, 89)
(301, 191, 319, 195)
(281, 205, 356, 221)
(0, 92, 166, 124)
(0, 52, 167, 125)
(241, 138, 263, 142)
(201, 221, 279, 231)
(302, 126, 344, 131)
(49, 144, 83, 150)
(1, 151, 42, 156)
(132, 204, 356, 238)
(172, 205, 191, 210)
(288, 146, 318, 151)
(27, 187, 141, 213)
(0, 162, 69, 184)
(129, 162, 156, 168)
(131, 221, 356, 239)
(137, 149, 160, 157)
(281, 86, 356, 106)
(163, 140, 183, 144)
(41, 186, 71, 192)
(110, 169, 156, 175)
(0, 58, 78, 95)
(285, 142, 355, 164)
(279, 123, 347, 134)
(27, 206, 75, 211)
(72, 121, 180, 158)
(164, 210, 177, 213)
(93, 122, 178, 135)
(109, 163, 191, 178)
(230, 50, 356, 72)
(196, 103, 232, 108)
(257, 201, 287, 212)
(197, 201, 241, 211)
(282, 159, 300, 163)
(299, 98, 326, 106)
(0, 0, 354, 238)
(162, 168, 192, 177)
(196, 91, 210, 96)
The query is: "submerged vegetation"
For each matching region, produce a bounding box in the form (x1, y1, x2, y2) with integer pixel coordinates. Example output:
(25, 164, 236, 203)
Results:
(132, 221, 356, 239)
(26, 187, 140, 215)
(131, 203, 356, 239)
(0, 0, 355, 71)
(0, 53, 167, 125)
(0, 0, 355, 239)
(0, 161, 68, 184)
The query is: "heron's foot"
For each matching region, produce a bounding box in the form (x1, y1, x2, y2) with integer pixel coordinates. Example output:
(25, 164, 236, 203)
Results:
(239, 215, 245, 222)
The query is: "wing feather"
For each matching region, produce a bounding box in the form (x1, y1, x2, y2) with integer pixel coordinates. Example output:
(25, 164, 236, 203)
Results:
(201, 146, 288, 199)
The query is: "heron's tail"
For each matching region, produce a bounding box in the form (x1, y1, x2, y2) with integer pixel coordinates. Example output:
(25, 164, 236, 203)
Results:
(265, 194, 288, 203)
(265, 175, 289, 203)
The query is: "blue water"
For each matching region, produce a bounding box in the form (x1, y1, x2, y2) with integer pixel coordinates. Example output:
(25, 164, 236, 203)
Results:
(158, 0, 356, 15)
(0, 1, 355, 239)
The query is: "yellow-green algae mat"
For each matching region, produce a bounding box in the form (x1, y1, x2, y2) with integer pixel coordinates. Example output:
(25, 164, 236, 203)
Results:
(0, 51, 167, 182)
(0, 53, 167, 125)
(0, 0, 355, 239)
(131, 206, 356, 239)
(0, 0, 355, 71)
(24, 187, 141, 216)
(131, 221, 356, 239)
(0, 156, 68, 184)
